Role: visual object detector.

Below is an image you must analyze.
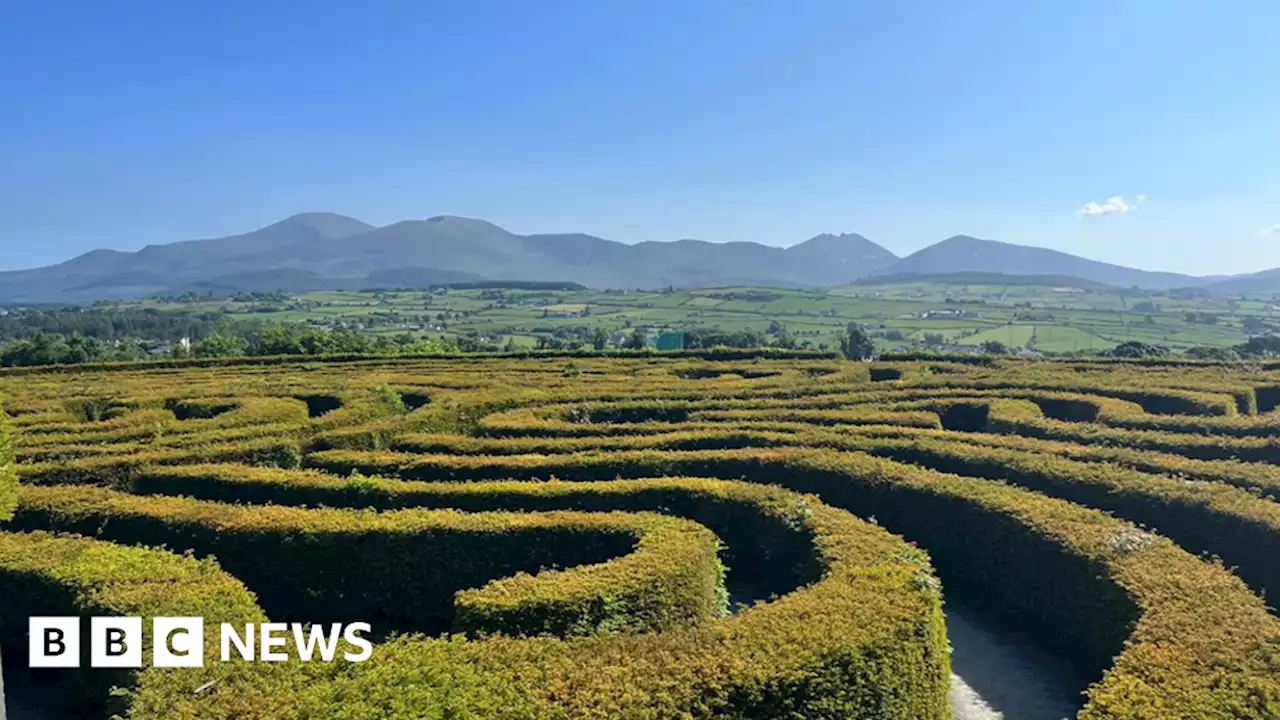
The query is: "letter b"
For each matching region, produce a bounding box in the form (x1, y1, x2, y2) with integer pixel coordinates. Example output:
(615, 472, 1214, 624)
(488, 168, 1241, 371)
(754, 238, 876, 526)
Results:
(91, 617, 143, 668)
(29, 617, 80, 668)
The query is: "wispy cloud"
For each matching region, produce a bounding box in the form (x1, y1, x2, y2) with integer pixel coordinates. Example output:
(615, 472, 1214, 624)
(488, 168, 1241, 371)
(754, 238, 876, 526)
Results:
(1078, 194, 1145, 217)
(1262, 224, 1280, 235)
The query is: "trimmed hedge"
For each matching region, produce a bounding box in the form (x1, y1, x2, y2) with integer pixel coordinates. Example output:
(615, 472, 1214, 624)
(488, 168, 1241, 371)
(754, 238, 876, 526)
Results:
(135, 450, 1280, 718)
(15, 423, 306, 464)
(842, 422, 1280, 497)
(34, 475, 951, 719)
(935, 388, 1280, 436)
(107, 468, 823, 600)
(0, 530, 265, 716)
(0, 398, 16, 520)
(808, 434, 1280, 604)
(307, 440, 1280, 606)
(15, 408, 177, 442)
(915, 376, 1242, 417)
(389, 423, 1280, 498)
(10, 356, 1280, 718)
(17, 436, 304, 487)
(11, 485, 726, 639)
(690, 408, 944, 428)
(0, 348, 842, 377)
(985, 399, 1280, 462)
(393, 429, 797, 456)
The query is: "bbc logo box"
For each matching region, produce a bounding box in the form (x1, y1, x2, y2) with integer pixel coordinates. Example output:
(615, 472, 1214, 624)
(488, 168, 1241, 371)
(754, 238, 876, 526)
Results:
(29, 616, 198, 669)
(28, 617, 372, 668)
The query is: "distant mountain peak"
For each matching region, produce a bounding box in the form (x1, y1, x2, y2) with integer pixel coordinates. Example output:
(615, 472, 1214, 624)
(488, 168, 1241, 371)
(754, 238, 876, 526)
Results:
(806, 232, 869, 242)
(416, 215, 514, 234)
(425, 214, 498, 225)
(787, 232, 896, 259)
(269, 212, 373, 239)
(283, 211, 360, 223)
(936, 234, 992, 245)
(19, 212, 1247, 301)
(878, 234, 1203, 290)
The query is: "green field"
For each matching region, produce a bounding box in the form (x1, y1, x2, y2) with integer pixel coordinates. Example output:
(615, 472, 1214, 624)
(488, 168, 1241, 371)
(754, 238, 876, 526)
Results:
(102, 277, 1280, 355)
(955, 325, 1037, 348)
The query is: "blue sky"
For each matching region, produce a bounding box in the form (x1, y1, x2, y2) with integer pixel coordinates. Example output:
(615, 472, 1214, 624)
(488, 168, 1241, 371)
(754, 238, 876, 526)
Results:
(2, 0, 1277, 275)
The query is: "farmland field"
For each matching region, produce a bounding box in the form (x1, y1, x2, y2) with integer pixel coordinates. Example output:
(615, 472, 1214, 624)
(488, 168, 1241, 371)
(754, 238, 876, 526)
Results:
(2, 353, 1280, 718)
(101, 275, 1280, 355)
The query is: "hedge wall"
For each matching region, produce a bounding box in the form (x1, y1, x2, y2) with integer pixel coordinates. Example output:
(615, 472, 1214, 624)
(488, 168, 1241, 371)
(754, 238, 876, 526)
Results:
(0, 530, 265, 716)
(126, 450, 1280, 718)
(27, 476, 951, 720)
(0, 398, 16, 521)
(10, 486, 726, 640)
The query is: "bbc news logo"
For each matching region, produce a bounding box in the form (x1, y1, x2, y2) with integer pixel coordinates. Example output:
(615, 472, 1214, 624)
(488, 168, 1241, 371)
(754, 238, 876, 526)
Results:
(29, 617, 372, 668)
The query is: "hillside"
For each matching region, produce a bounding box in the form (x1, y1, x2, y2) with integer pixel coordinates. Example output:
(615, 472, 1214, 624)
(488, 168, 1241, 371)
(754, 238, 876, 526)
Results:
(4, 217, 1277, 303)
(1203, 269, 1280, 298)
(0, 215, 900, 302)
(876, 235, 1215, 291)
(857, 271, 1122, 292)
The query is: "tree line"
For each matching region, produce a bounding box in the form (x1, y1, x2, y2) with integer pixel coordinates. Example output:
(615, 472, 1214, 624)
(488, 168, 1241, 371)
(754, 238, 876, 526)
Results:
(0, 307, 230, 343)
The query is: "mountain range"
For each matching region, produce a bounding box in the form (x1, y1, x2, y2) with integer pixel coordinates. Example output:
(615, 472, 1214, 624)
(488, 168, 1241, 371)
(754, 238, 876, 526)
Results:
(0, 212, 1270, 302)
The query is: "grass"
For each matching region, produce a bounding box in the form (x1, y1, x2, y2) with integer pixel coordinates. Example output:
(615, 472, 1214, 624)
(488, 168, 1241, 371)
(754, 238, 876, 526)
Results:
(100, 279, 1276, 354)
(956, 326, 1037, 348)
(1028, 326, 1114, 353)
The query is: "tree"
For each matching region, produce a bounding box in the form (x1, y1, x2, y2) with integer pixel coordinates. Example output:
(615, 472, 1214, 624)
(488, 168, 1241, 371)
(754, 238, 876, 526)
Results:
(1237, 336, 1280, 358)
(1105, 341, 1170, 358)
(194, 333, 246, 358)
(64, 333, 109, 363)
(1243, 316, 1273, 334)
(839, 323, 875, 360)
(773, 328, 797, 349)
(589, 327, 610, 351)
(254, 324, 305, 355)
(0, 334, 72, 367)
(1184, 346, 1240, 362)
(625, 329, 648, 350)
(980, 340, 1008, 355)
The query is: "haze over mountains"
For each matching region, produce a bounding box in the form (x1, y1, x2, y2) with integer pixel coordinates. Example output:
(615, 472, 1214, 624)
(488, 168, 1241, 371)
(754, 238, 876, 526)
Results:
(0, 212, 1269, 302)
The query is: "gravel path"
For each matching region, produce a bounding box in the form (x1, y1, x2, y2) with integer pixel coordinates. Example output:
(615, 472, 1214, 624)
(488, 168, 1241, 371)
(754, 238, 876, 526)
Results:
(947, 606, 1083, 720)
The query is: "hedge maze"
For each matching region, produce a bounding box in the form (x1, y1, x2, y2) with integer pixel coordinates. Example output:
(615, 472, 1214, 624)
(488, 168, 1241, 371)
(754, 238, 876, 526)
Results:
(2, 355, 1280, 718)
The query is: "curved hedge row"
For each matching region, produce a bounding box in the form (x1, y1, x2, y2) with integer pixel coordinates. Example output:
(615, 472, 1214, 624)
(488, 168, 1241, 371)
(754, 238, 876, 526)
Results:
(983, 398, 1280, 462)
(39, 477, 949, 720)
(6, 356, 1280, 718)
(375, 422, 1280, 498)
(0, 530, 265, 716)
(113, 451, 1280, 718)
(11, 484, 729, 639)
